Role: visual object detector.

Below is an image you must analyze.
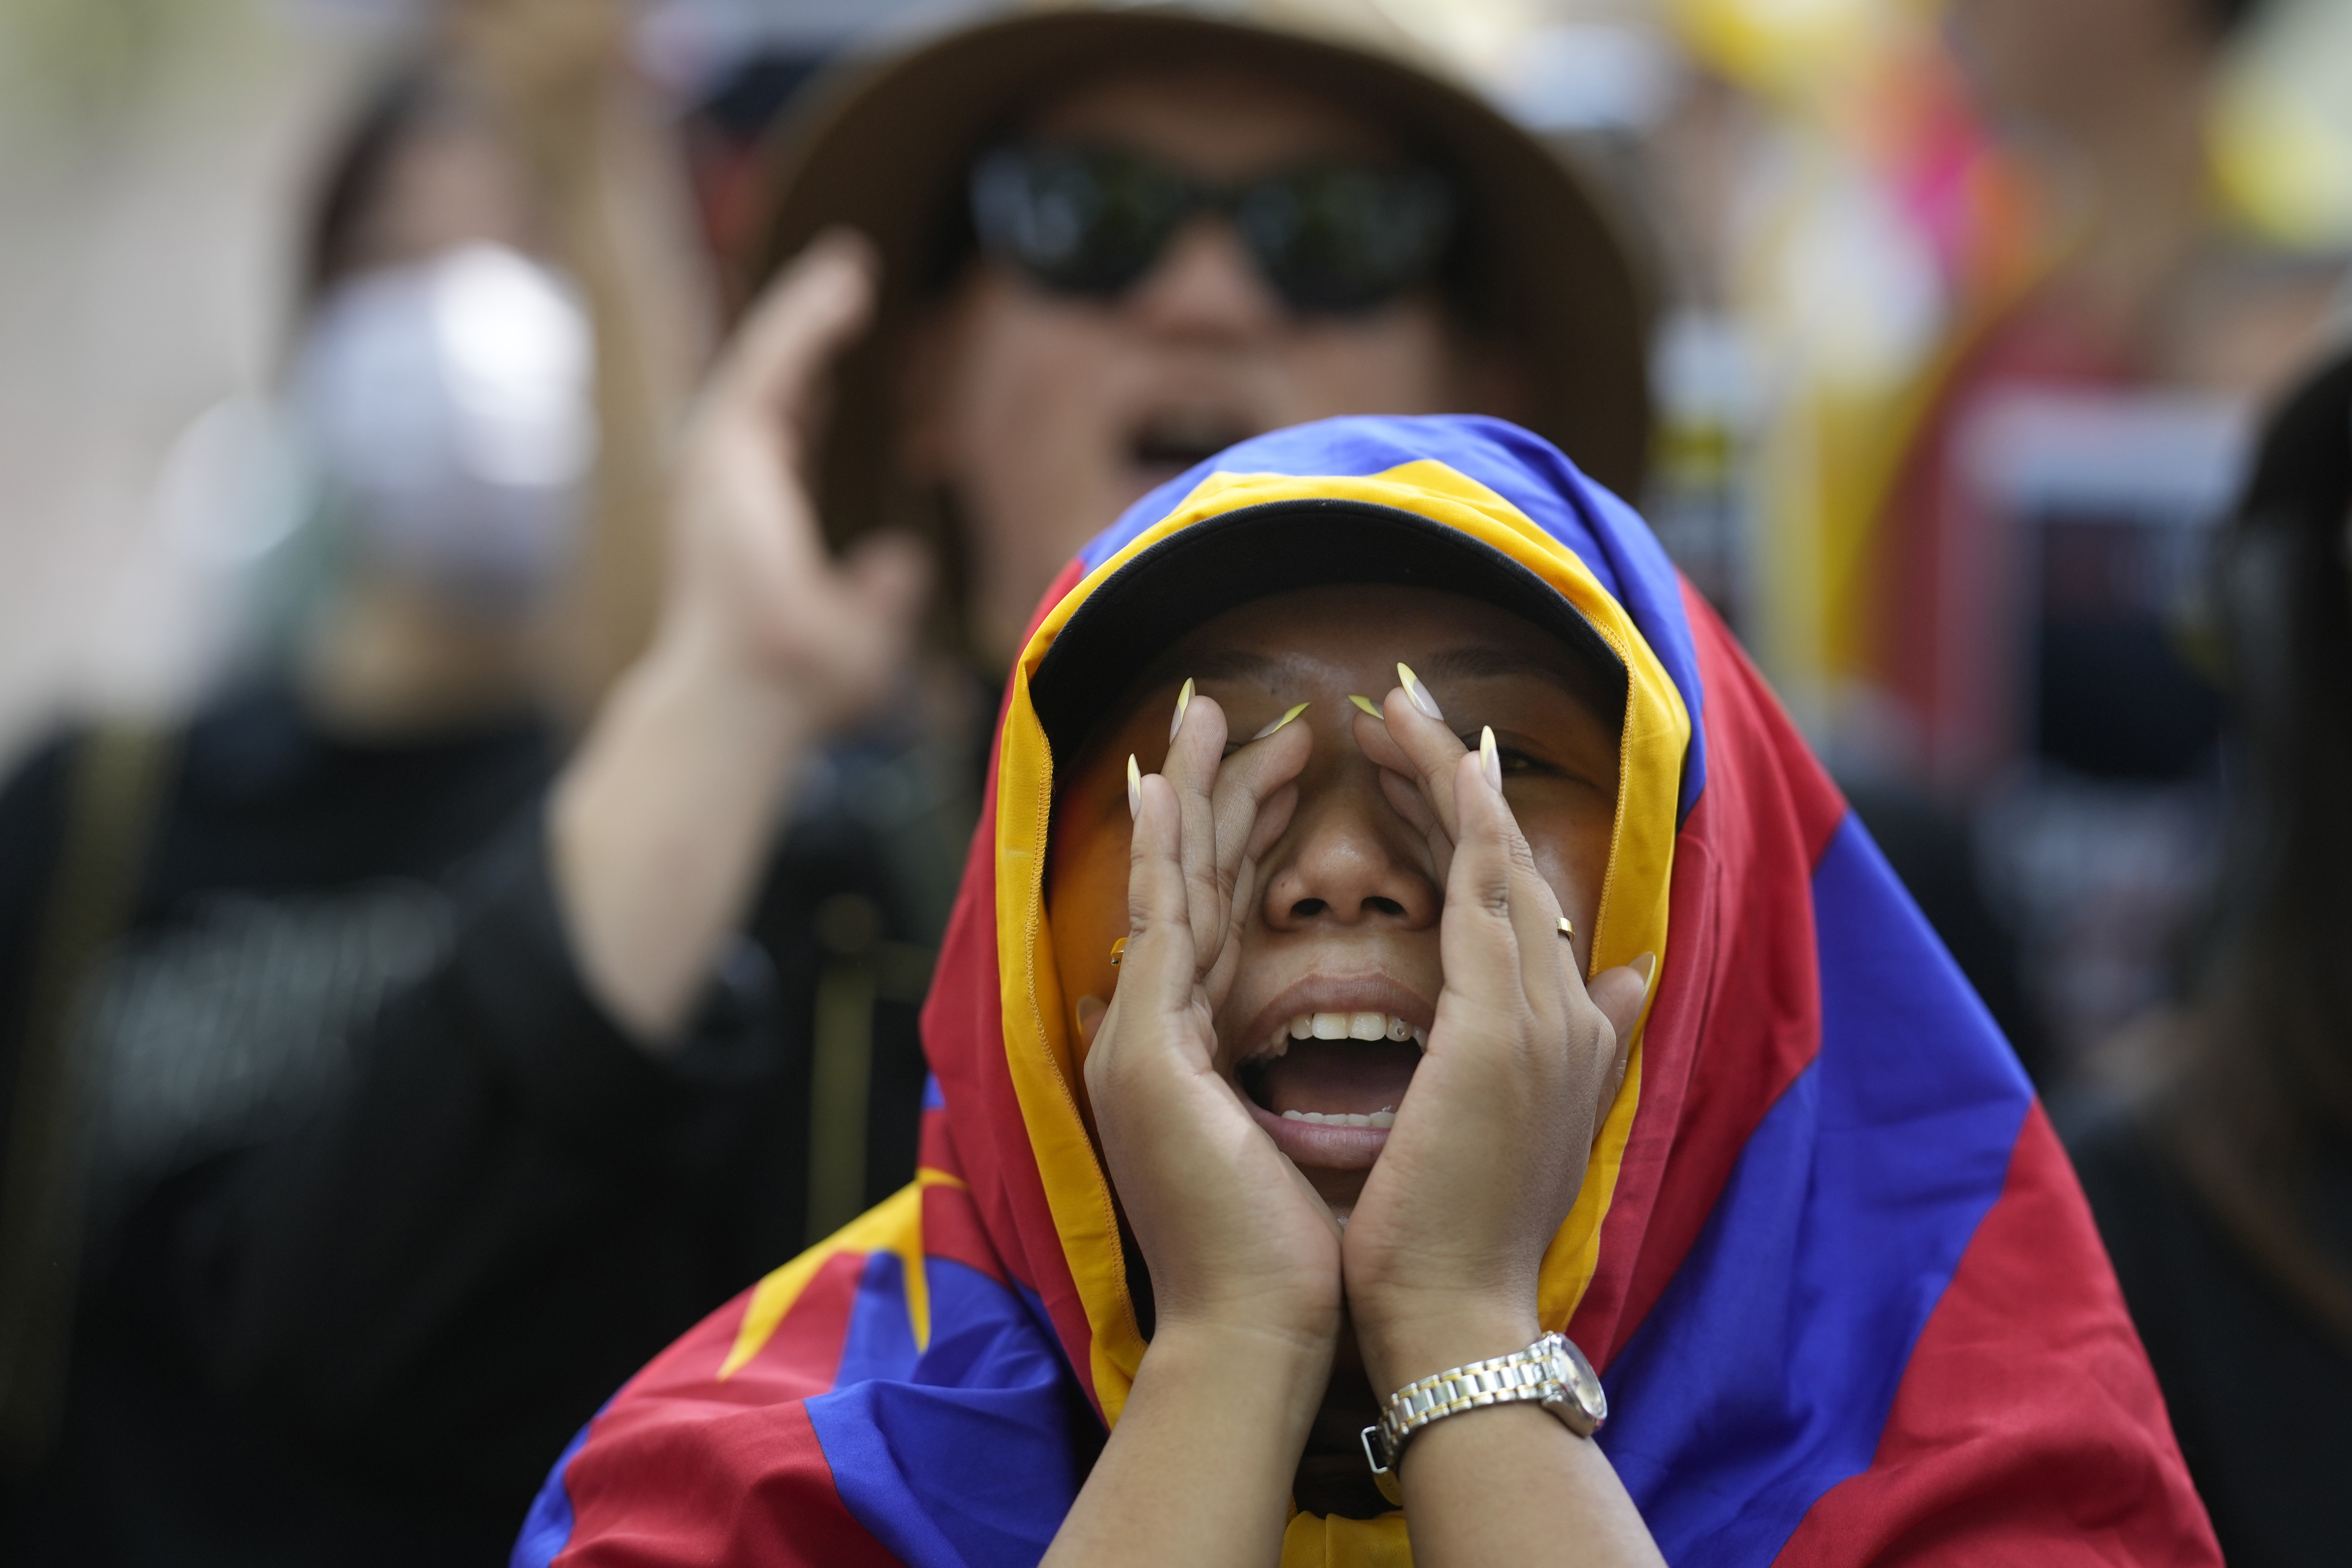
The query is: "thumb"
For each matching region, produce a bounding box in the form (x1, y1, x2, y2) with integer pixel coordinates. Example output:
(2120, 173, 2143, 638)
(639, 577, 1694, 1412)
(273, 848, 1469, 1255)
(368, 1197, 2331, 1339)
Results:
(1585, 952, 1655, 1108)
(718, 228, 880, 428)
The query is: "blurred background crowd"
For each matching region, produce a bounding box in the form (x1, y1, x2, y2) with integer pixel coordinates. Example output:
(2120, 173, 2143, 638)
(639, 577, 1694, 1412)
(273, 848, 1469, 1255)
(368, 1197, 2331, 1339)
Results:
(0, 0, 2348, 1562)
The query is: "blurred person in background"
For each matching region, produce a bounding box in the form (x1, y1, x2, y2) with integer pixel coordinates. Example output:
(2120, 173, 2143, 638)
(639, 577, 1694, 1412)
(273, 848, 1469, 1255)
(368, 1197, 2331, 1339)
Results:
(6, 3, 1653, 1562)
(1524, 2, 2057, 1080)
(1859, 0, 2345, 1086)
(0, 0, 709, 1559)
(1882, 0, 2342, 792)
(2067, 343, 2352, 1566)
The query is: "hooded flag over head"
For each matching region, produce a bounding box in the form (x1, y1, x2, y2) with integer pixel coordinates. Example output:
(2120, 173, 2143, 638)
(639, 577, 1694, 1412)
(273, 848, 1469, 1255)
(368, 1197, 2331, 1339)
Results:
(516, 415, 2217, 1568)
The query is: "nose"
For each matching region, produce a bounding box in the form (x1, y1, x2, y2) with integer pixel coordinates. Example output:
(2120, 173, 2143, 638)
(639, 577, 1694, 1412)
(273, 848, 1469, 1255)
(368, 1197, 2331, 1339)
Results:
(1259, 769, 1440, 933)
(1125, 218, 1285, 339)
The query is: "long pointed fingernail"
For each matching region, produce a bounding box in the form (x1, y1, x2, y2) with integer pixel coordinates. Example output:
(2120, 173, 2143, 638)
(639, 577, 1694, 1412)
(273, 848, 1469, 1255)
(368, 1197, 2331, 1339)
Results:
(1398, 663, 1443, 720)
(1169, 677, 1193, 743)
(1348, 694, 1383, 718)
(1252, 701, 1309, 739)
(1632, 951, 1657, 988)
(1479, 726, 1502, 793)
(1127, 754, 1141, 819)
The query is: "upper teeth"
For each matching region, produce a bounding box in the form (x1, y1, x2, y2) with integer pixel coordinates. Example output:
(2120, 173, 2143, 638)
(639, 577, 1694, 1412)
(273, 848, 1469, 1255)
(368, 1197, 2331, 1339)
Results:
(1244, 1013, 1425, 1062)
(1299, 1011, 1421, 1044)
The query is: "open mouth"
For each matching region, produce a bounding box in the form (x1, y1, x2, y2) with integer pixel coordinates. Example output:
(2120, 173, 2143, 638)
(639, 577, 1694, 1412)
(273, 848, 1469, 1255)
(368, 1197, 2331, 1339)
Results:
(1126, 407, 1257, 489)
(1235, 1012, 1426, 1149)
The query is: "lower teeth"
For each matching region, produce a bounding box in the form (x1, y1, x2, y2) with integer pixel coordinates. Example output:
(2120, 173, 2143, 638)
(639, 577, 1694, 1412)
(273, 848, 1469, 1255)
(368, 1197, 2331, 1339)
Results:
(1279, 1109, 1396, 1128)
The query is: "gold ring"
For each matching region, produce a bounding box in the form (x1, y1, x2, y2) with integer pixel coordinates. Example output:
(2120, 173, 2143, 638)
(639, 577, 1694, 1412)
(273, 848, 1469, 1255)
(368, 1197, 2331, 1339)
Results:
(1110, 937, 1128, 967)
(1557, 917, 1574, 940)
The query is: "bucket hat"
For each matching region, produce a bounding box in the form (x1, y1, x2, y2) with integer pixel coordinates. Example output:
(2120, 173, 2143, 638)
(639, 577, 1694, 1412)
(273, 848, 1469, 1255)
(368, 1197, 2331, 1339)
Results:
(740, 0, 1655, 549)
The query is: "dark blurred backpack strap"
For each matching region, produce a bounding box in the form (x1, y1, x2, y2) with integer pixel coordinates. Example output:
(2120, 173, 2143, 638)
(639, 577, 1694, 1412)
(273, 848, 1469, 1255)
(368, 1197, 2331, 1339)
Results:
(0, 722, 177, 1472)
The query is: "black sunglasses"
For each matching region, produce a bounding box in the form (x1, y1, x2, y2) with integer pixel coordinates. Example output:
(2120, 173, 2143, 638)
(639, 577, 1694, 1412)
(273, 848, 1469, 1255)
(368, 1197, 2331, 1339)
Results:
(969, 143, 1456, 315)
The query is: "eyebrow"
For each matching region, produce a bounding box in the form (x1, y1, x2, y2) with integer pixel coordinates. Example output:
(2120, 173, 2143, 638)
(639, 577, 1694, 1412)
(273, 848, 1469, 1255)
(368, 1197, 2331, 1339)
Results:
(1416, 646, 1578, 685)
(1422, 643, 1628, 729)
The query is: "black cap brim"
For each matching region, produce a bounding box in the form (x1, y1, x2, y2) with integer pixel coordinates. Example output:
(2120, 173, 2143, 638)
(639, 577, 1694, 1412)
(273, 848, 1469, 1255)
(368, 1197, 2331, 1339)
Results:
(1030, 498, 1625, 761)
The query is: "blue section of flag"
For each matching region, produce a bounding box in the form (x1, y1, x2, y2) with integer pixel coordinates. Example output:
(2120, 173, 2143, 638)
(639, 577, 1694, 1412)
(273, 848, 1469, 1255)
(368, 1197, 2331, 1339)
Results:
(509, 1409, 595, 1567)
(812, 1258, 1090, 1568)
(1598, 815, 2033, 1563)
(1080, 415, 1707, 817)
(836, 1250, 923, 1388)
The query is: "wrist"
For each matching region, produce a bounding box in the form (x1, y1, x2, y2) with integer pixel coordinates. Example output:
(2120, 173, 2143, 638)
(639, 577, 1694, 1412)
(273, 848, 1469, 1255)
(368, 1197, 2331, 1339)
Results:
(636, 621, 825, 766)
(548, 622, 831, 1046)
(1139, 1319, 1334, 1444)
(1356, 1299, 1541, 1399)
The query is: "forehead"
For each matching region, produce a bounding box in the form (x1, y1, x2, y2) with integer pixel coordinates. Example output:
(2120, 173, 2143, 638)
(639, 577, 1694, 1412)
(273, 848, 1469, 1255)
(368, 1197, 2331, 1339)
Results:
(1024, 63, 1400, 176)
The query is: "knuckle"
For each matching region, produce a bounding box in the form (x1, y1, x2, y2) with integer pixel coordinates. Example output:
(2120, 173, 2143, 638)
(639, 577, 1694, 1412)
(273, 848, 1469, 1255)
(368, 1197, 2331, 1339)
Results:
(1590, 1012, 1619, 1055)
(1574, 1004, 1617, 1057)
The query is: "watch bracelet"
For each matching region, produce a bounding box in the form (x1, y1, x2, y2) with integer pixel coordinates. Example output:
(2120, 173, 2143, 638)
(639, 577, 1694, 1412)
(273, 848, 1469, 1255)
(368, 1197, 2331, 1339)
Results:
(1371, 1331, 1573, 1467)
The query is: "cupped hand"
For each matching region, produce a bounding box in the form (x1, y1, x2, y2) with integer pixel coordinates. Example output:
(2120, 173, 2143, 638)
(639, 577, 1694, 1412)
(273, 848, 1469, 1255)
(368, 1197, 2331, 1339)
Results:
(1082, 694, 1333, 1353)
(657, 230, 929, 736)
(1341, 688, 1650, 1390)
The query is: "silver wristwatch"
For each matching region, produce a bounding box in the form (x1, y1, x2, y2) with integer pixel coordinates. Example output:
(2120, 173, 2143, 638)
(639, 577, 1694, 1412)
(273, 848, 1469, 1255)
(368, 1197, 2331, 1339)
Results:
(1360, 1331, 1608, 1506)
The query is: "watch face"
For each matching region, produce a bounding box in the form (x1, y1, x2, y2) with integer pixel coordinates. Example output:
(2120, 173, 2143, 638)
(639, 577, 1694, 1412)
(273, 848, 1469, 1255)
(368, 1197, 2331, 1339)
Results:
(1551, 1337, 1608, 1432)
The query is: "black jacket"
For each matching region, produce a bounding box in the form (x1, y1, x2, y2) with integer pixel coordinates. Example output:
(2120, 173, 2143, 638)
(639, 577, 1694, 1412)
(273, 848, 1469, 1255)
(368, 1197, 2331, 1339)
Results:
(0, 686, 951, 1565)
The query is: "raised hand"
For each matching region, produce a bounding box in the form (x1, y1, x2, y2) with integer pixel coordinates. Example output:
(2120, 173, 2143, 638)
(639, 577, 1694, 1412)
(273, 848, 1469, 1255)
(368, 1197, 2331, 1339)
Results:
(1083, 691, 1328, 1346)
(1340, 683, 1650, 1393)
(551, 232, 927, 1044)
(659, 231, 929, 734)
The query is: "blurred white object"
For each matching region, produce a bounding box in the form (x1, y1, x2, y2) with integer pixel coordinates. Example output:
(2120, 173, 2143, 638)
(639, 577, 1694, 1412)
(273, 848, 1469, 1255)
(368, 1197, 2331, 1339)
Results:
(159, 396, 308, 568)
(1774, 165, 1941, 389)
(293, 243, 596, 611)
(1962, 387, 2254, 527)
(76, 397, 310, 721)
(1493, 21, 1682, 135)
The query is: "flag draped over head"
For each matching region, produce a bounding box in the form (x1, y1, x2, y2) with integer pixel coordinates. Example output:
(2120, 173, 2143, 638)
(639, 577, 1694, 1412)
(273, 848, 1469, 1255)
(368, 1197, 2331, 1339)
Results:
(516, 415, 2217, 1567)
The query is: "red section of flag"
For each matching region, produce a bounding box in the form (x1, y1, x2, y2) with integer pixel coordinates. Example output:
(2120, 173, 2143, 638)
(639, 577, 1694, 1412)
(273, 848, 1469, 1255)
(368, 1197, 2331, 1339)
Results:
(554, 1253, 886, 1567)
(721, 1250, 866, 1397)
(917, 1103, 958, 1175)
(553, 1398, 899, 1568)
(921, 1177, 1010, 1286)
(1778, 1105, 2219, 1564)
(1574, 586, 1848, 1365)
(588, 1247, 862, 1411)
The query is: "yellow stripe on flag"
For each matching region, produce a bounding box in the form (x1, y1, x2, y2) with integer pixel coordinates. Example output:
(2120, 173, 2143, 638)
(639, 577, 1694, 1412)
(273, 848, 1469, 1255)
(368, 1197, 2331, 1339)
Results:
(717, 1173, 955, 1379)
